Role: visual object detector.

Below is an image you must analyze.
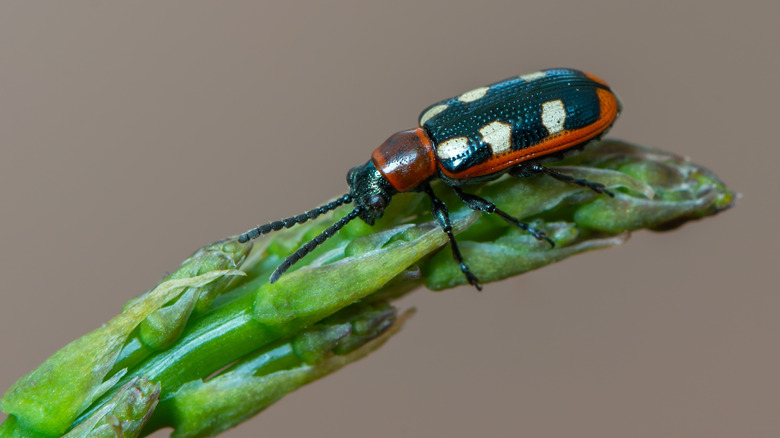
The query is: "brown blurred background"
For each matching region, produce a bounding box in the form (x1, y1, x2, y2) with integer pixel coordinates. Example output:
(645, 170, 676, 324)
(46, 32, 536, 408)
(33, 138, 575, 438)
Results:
(0, 2, 776, 437)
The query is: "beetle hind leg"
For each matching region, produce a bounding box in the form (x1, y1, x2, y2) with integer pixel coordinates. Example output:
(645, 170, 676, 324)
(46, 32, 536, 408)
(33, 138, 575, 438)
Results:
(452, 187, 554, 247)
(511, 163, 615, 197)
(423, 184, 482, 291)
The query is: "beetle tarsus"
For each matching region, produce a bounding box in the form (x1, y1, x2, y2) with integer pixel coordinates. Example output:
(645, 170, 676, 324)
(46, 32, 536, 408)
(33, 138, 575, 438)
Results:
(523, 226, 555, 248)
(460, 263, 483, 291)
(452, 187, 554, 248)
(524, 164, 615, 197)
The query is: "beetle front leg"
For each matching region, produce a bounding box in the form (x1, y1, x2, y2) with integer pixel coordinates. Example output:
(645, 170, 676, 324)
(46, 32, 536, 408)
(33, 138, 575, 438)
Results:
(452, 187, 554, 247)
(422, 184, 482, 291)
(512, 163, 615, 197)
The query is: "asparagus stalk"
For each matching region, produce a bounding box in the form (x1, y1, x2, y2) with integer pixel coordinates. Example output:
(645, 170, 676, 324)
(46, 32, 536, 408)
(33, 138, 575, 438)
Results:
(0, 140, 734, 438)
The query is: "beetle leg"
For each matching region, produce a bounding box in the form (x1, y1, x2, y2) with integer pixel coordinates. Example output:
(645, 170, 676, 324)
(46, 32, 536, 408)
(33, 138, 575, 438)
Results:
(512, 164, 615, 197)
(422, 183, 482, 291)
(452, 187, 554, 247)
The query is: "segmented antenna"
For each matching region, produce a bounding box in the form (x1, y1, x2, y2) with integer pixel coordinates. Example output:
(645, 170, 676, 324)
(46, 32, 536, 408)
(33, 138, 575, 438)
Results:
(269, 206, 365, 283)
(238, 194, 353, 243)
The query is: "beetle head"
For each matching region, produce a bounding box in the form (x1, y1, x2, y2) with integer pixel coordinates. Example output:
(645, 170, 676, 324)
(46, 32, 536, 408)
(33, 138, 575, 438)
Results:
(346, 161, 397, 225)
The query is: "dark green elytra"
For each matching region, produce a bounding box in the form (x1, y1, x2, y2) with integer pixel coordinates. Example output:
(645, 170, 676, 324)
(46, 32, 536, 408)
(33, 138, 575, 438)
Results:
(418, 68, 619, 179)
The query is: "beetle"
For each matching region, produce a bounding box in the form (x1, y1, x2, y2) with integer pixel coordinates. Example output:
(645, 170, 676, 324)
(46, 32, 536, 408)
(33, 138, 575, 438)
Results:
(239, 68, 621, 290)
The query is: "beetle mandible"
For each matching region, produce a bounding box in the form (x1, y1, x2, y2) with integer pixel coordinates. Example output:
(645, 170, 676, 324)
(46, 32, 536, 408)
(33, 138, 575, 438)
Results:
(239, 68, 621, 290)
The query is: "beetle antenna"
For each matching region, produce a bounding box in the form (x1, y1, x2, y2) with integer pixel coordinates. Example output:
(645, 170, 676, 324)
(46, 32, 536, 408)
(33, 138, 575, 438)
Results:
(269, 205, 365, 283)
(238, 194, 353, 243)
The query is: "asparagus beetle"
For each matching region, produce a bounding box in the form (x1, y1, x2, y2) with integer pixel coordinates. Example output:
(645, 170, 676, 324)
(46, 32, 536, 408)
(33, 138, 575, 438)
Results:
(239, 68, 621, 290)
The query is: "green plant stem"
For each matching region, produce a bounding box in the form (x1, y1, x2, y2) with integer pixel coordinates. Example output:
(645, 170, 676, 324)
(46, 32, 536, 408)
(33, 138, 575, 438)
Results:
(0, 140, 734, 438)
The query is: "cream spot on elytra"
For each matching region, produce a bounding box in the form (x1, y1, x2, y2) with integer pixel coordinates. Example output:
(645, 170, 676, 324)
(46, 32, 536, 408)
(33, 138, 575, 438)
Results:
(519, 71, 547, 81)
(479, 121, 512, 155)
(436, 137, 470, 160)
(457, 86, 489, 103)
(419, 104, 448, 126)
(541, 100, 566, 134)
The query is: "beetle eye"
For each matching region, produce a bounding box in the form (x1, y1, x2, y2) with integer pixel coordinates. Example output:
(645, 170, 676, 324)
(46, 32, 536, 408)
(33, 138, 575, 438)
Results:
(346, 167, 358, 182)
(367, 194, 387, 211)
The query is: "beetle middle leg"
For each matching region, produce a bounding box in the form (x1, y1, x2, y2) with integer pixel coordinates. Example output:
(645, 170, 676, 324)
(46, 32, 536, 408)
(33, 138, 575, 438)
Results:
(511, 163, 615, 197)
(422, 183, 482, 291)
(452, 187, 554, 247)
